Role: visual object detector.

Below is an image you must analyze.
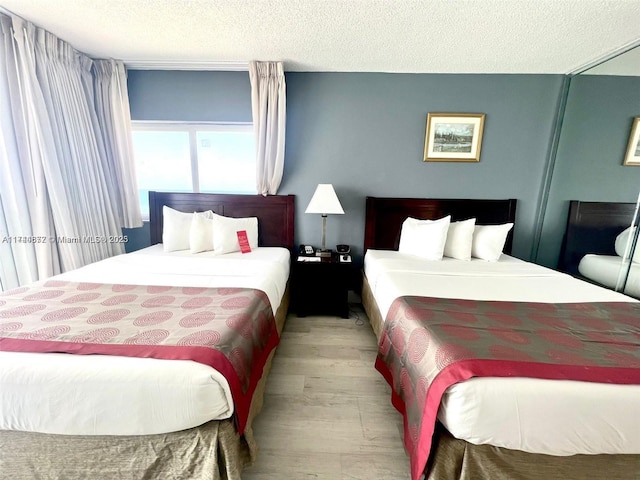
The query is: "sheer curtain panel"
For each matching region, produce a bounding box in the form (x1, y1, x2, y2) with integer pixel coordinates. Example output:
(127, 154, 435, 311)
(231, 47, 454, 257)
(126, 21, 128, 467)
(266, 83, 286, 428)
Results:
(0, 14, 61, 290)
(92, 59, 141, 228)
(249, 61, 286, 195)
(0, 13, 141, 291)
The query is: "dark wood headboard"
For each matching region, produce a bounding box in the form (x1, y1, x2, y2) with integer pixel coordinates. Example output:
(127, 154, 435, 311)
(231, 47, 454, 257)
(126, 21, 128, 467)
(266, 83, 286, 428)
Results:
(364, 197, 517, 253)
(559, 200, 636, 276)
(148, 191, 295, 251)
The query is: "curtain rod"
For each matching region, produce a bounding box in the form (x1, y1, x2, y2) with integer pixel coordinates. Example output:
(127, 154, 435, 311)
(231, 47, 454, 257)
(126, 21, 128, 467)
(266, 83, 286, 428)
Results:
(124, 61, 249, 71)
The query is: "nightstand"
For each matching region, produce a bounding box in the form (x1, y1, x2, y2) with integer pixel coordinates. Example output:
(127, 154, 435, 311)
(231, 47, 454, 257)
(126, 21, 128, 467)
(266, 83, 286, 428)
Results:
(292, 254, 354, 318)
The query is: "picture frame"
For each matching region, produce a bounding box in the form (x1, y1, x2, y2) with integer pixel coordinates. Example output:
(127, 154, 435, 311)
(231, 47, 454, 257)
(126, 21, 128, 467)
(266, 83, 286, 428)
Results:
(623, 117, 640, 166)
(424, 113, 486, 162)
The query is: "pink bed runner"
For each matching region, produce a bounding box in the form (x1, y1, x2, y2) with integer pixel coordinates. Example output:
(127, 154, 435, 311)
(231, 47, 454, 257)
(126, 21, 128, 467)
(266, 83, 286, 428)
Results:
(374, 296, 640, 480)
(0, 280, 280, 434)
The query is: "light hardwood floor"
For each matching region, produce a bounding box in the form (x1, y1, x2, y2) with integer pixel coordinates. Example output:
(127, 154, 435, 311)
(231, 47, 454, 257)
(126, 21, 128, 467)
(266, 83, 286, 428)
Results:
(243, 306, 411, 479)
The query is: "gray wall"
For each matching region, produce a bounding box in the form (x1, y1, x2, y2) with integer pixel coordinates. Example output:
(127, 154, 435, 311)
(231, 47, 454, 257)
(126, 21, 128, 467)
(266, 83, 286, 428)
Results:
(125, 70, 565, 262)
(280, 73, 563, 262)
(536, 75, 640, 268)
(127, 70, 251, 122)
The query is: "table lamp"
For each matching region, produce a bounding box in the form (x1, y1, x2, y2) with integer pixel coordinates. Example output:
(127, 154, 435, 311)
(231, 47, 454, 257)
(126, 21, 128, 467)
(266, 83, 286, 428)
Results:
(305, 184, 345, 257)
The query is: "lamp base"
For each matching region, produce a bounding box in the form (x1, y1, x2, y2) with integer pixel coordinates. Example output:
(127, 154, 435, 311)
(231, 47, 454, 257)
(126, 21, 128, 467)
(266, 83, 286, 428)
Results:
(315, 249, 333, 258)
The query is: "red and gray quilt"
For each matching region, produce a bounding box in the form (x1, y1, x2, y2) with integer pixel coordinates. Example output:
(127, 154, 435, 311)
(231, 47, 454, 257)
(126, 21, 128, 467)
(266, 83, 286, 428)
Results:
(375, 296, 640, 480)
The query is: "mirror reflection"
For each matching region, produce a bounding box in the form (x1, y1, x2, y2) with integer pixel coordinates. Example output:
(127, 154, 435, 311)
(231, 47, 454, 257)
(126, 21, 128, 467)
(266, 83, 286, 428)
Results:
(538, 44, 640, 298)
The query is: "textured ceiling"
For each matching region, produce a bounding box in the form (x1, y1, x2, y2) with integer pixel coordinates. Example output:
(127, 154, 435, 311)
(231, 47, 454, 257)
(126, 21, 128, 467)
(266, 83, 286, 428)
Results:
(0, 0, 639, 73)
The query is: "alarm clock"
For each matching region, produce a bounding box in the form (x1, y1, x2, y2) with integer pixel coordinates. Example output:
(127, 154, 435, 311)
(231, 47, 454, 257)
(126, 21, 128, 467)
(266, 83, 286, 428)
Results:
(336, 244, 351, 263)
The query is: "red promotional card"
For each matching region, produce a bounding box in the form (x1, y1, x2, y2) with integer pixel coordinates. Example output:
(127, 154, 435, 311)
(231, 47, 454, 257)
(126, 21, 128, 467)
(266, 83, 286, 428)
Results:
(237, 230, 252, 253)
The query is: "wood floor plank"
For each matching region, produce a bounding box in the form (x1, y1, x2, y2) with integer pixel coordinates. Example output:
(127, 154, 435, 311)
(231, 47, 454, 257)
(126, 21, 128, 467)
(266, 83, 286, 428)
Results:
(270, 355, 381, 378)
(243, 311, 410, 479)
(275, 342, 363, 360)
(264, 373, 306, 396)
(341, 452, 410, 479)
(304, 374, 390, 397)
(258, 393, 362, 423)
(244, 450, 342, 479)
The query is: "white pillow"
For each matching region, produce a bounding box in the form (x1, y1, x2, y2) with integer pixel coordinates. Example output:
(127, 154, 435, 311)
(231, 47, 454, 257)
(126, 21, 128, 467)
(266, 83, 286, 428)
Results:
(398, 216, 451, 260)
(211, 213, 259, 255)
(189, 212, 215, 254)
(471, 223, 514, 262)
(162, 207, 213, 252)
(163, 206, 192, 252)
(444, 218, 476, 260)
(615, 227, 640, 262)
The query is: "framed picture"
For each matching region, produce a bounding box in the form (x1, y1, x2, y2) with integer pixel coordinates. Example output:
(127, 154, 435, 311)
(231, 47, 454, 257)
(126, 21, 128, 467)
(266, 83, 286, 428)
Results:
(623, 117, 640, 166)
(424, 113, 486, 162)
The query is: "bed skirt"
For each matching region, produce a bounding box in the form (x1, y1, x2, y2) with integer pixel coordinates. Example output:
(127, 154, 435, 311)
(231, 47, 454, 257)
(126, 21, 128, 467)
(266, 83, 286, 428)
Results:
(361, 272, 384, 341)
(361, 273, 640, 479)
(0, 418, 244, 480)
(427, 423, 640, 480)
(0, 284, 290, 480)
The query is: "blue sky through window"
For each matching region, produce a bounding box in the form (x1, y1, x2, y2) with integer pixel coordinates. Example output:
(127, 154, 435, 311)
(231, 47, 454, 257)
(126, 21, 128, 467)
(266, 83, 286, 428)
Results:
(132, 125, 256, 218)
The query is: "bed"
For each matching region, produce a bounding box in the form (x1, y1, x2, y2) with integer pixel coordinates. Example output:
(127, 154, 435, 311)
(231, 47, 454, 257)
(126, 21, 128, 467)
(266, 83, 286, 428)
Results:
(0, 191, 295, 480)
(559, 200, 640, 298)
(578, 253, 640, 298)
(361, 196, 640, 480)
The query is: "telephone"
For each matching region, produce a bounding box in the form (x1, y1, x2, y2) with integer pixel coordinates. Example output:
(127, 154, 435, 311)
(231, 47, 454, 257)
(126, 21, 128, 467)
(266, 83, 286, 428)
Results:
(336, 244, 352, 263)
(298, 244, 315, 256)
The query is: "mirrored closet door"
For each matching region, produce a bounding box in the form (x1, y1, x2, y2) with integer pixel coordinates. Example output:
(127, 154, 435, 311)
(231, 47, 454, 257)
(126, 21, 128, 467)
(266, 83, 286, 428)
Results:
(538, 44, 640, 298)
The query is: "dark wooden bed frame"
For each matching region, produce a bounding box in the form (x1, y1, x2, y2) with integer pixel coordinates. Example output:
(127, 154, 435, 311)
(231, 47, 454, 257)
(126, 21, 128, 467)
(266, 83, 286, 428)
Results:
(558, 200, 636, 276)
(149, 191, 295, 251)
(361, 196, 639, 480)
(363, 196, 518, 253)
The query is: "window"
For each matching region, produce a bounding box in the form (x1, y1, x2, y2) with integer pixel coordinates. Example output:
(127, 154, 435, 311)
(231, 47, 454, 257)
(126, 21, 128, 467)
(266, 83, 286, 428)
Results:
(132, 122, 256, 219)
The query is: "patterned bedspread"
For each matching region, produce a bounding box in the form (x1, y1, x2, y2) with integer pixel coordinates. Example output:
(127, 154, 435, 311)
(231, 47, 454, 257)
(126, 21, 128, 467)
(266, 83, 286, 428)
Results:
(375, 296, 640, 480)
(0, 280, 279, 434)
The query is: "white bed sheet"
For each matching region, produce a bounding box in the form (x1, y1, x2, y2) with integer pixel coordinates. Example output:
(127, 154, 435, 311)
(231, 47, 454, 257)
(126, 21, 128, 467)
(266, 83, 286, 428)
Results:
(364, 249, 640, 456)
(0, 245, 290, 436)
(578, 253, 640, 299)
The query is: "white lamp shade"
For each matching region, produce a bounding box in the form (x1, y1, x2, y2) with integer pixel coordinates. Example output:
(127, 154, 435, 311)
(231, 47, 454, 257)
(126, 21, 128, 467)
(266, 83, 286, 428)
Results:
(305, 184, 345, 215)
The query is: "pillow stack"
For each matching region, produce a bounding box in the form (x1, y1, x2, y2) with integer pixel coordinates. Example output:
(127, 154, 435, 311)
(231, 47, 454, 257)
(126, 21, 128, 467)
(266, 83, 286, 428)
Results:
(162, 206, 258, 255)
(398, 215, 513, 261)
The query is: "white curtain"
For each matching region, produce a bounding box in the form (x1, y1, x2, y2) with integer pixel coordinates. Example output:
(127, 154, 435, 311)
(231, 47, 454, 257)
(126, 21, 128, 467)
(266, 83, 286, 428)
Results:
(0, 14, 60, 289)
(0, 13, 141, 291)
(92, 59, 141, 228)
(249, 61, 286, 195)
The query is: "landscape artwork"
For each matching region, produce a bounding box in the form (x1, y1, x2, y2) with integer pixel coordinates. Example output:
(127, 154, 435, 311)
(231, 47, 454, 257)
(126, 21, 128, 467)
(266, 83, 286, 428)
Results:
(424, 113, 485, 162)
(624, 117, 640, 166)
